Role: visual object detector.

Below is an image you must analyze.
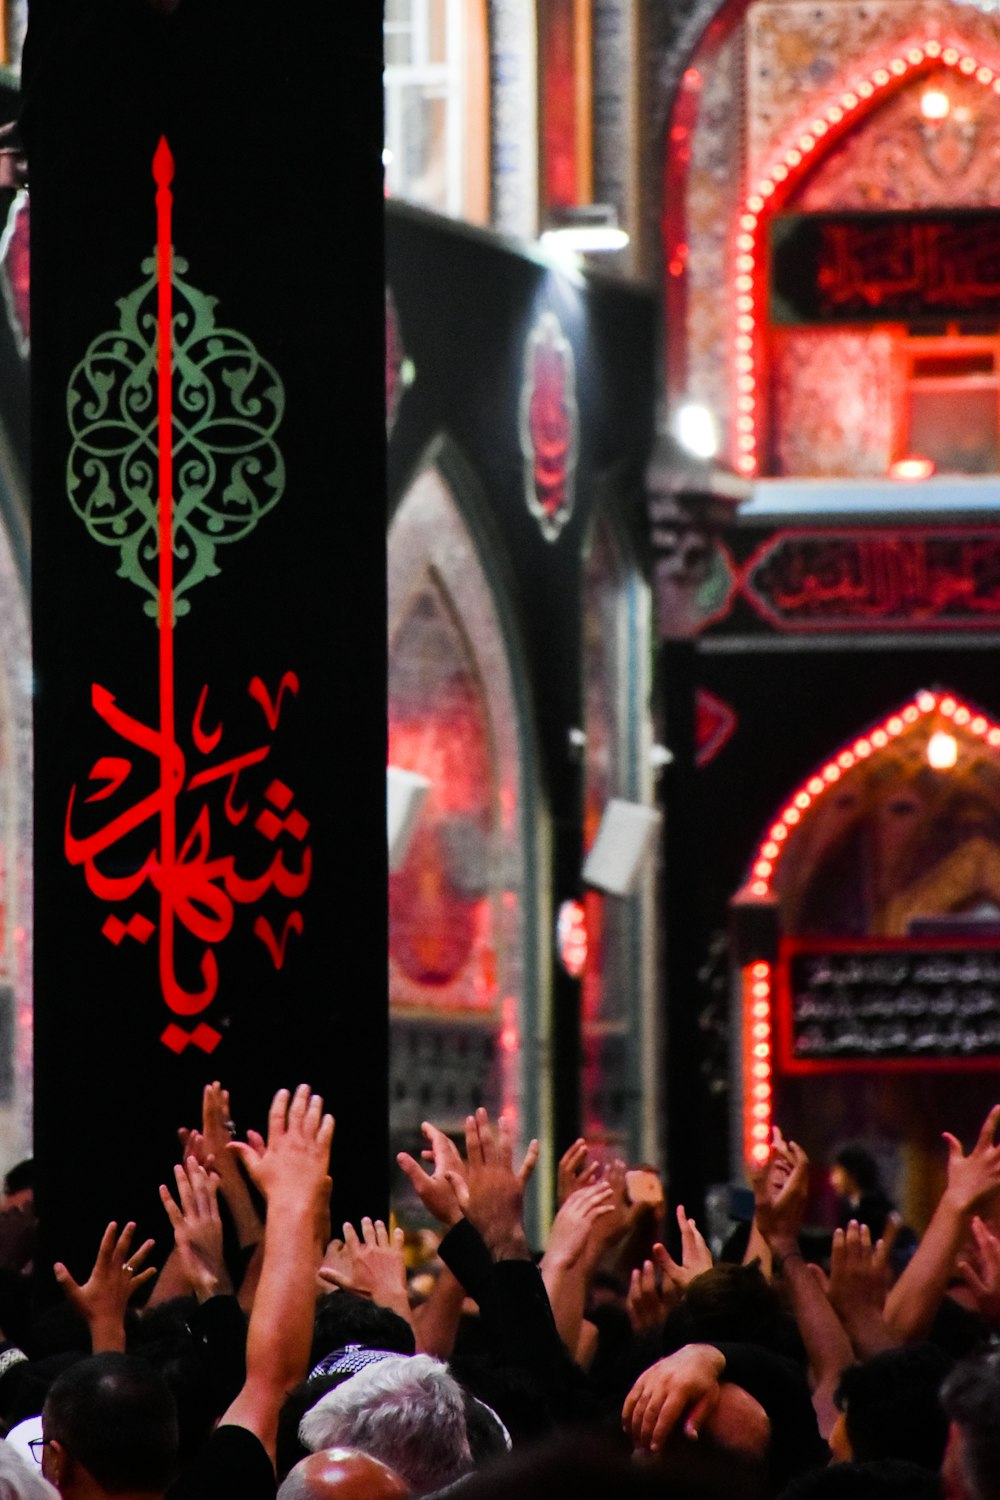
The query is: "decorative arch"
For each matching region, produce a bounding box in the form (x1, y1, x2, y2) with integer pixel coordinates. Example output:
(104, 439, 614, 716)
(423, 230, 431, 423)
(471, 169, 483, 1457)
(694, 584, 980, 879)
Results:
(738, 687, 1000, 1165)
(387, 439, 549, 1222)
(733, 37, 1000, 475)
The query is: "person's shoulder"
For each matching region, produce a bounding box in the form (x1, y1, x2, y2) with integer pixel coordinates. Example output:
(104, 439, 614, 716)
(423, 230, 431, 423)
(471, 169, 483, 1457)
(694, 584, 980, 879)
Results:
(166, 1423, 276, 1500)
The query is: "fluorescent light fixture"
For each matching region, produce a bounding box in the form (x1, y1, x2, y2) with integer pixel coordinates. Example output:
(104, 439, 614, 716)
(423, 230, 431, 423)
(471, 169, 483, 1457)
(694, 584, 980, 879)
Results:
(675, 401, 719, 459)
(540, 204, 630, 254)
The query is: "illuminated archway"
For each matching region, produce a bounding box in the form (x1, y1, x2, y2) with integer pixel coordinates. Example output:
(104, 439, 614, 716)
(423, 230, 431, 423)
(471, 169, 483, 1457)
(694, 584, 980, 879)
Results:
(739, 687, 1000, 1164)
(733, 38, 1000, 475)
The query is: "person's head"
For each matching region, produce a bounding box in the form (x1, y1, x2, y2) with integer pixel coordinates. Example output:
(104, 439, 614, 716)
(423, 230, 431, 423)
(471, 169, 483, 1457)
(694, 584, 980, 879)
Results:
(830, 1343, 953, 1471)
(299, 1354, 471, 1495)
(777, 1459, 942, 1499)
(277, 1447, 409, 1500)
(663, 1263, 800, 1360)
(310, 1293, 415, 1372)
(3, 1160, 33, 1214)
(41, 1352, 178, 1497)
(830, 1146, 880, 1200)
(940, 1345, 1000, 1500)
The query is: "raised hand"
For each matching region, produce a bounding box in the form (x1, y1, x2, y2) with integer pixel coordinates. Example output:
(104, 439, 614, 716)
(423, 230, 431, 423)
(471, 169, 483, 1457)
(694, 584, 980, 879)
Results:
(542, 1180, 616, 1272)
(754, 1138, 809, 1258)
(956, 1214, 1000, 1326)
(622, 1344, 726, 1452)
(159, 1156, 233, 1303)
(583, 1158, 634, 1259)
(228, 1084, 334, 1220)
(627, 1256, 678, 1337)
(319, 1217, 413, 1327)
(446, 1107, 538, 1259)
(943, 1106, 1000, 1215)
(827, 1218, 897, 1358)
(557, 1138, 600, 1206)
(397, 1122, 467, 1229)
(653, 1204, 714, 1293)
(54, 1221, 156, 1352)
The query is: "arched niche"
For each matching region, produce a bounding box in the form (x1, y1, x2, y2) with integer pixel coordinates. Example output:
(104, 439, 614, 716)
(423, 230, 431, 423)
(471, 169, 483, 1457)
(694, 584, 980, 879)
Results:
(387, 446, 548, 1224)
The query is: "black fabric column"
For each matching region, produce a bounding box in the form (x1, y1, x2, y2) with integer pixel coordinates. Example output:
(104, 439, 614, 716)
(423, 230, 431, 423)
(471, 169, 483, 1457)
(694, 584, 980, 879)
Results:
(27, 1, 385, 1277)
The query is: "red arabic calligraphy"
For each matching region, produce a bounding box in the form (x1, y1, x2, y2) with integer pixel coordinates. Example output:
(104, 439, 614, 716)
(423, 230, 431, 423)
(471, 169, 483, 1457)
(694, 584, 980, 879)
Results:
(63, 139, 311, 1052)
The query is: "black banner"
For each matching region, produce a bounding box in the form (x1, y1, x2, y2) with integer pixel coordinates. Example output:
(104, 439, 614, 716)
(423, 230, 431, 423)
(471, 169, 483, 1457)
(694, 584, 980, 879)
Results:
(29, 2, 385, 1273)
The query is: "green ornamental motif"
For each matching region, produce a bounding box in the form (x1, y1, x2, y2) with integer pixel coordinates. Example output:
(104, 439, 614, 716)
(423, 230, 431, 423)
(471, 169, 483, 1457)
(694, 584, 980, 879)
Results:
(66, 251, 285, 619)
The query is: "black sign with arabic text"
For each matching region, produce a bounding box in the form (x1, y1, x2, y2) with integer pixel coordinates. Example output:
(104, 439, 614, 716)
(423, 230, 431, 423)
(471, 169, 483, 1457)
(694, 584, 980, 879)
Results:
(780, 944, 1000, 1071)
(771, 211, 1000, 325)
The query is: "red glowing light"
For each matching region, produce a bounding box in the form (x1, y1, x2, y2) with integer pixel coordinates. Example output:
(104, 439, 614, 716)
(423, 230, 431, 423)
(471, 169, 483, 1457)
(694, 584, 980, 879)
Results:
(784, 807, 801, 825)
(871, 729, 888, 747)
(838, 750, 855, 768)
(941, 697, 957, 716)
(751, 1143, 770, 1163)
(854, 739, 872, 757)
(954, 706, 971, 726)
(887, 716, 903, 735)
(751, 878, 768, 894)
(943, 48, 959, 65)
(557, 899, 588, 978)
(973, 717, 988, 734)
(752, 961, 769, 978)
(683, 67, 702, 88)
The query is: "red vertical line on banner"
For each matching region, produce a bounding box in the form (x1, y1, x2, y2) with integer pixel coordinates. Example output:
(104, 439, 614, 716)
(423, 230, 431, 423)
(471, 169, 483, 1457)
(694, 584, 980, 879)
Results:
(153, 137, 177, 993)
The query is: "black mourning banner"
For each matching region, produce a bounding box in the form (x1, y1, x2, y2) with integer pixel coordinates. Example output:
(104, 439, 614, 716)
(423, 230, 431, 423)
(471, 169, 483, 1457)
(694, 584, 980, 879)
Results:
(780, 943, 1000, 1071)
(770, 210, 1000, 325)
(28, 2, 386, 1273)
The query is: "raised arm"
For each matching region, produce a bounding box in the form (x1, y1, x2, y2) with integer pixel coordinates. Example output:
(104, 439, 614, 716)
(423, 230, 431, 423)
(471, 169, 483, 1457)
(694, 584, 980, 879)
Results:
(755, 1138, 854, 1437)
(218, 1083, 334, 1465)
(540, 1180, 614, 1356)
(885, 1105, 1000, 1343)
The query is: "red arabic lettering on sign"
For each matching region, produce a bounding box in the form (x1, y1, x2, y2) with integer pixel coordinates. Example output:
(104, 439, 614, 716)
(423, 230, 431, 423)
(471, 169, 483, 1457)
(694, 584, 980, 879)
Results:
(817, 218, 1000, 318)
(743, 530, 1000, 632)
(65, 674, 312, 1054)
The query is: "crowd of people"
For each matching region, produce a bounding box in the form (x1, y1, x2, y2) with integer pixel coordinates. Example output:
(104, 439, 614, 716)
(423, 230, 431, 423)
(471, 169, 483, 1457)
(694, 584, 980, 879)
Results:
(0, 1084, 996, 1497)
